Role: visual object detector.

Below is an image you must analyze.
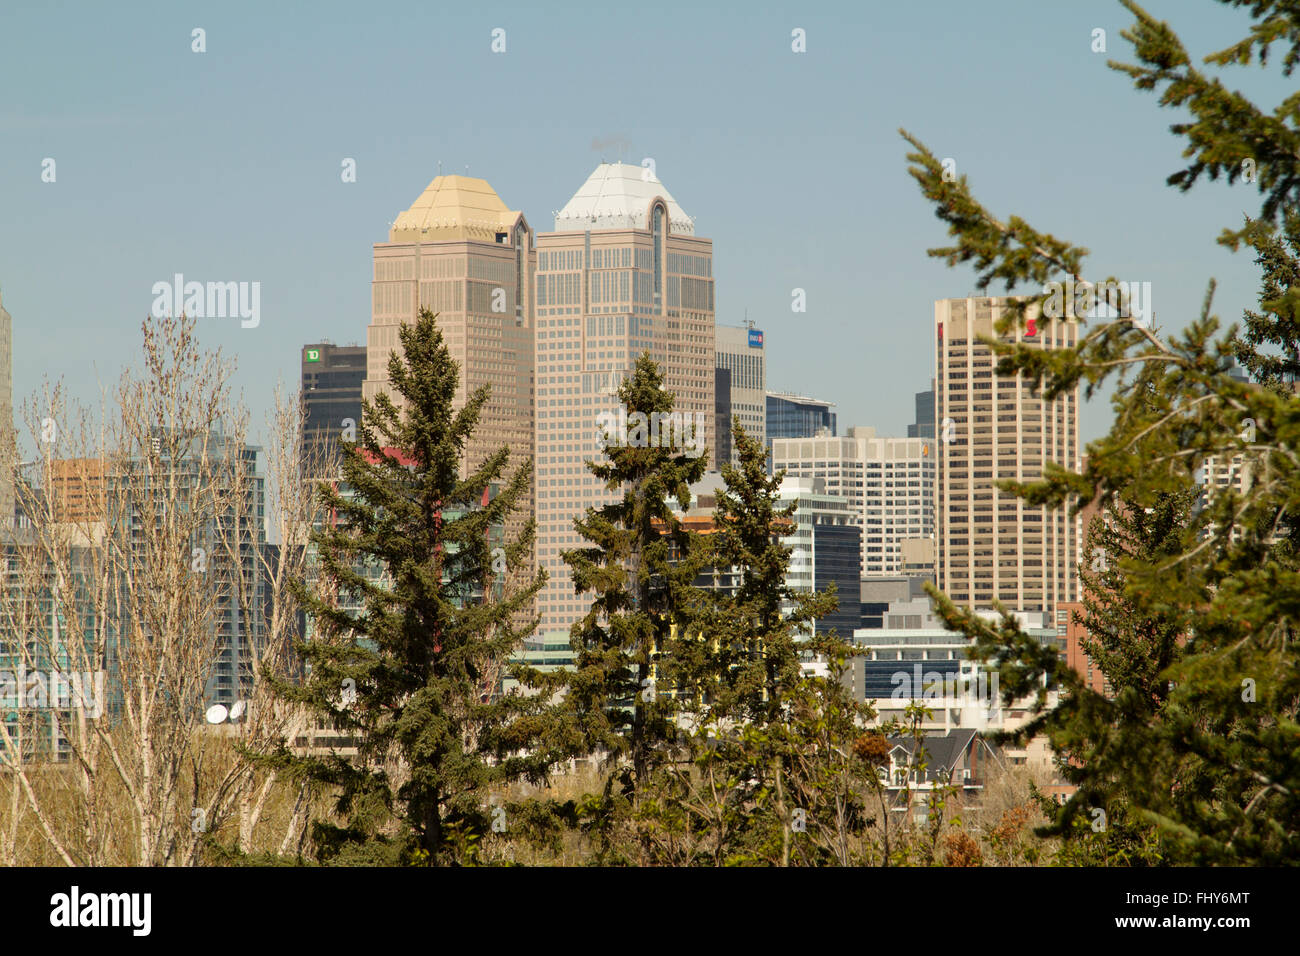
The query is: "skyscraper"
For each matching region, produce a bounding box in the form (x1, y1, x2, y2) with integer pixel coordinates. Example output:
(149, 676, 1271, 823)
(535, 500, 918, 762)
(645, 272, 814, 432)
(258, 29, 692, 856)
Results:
(362, 175, 536, 618)
(715, 324, 766, 463)
(714, 367, 732, 468)
(534, 162, 714, 634)
(908, 381, 935, 439)
(771, 425, 934, 576)
(934, 296, 1080, 612)
(301, 342, 365, 473)
(106, 428, 266, 708)
(363, 174, 535, 495)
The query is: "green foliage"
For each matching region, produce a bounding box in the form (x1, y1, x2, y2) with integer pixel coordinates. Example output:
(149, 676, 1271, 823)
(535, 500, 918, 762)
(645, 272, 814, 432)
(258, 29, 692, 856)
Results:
(690, 422, 837, 722)
(555, 354, 709, 820)
(252, 307, 553, 865)
(903, 0, 1300, 864)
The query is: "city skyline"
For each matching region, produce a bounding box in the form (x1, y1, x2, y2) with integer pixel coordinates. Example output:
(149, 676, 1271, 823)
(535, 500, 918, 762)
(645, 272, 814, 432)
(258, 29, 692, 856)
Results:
(2, 0, 1287, 463)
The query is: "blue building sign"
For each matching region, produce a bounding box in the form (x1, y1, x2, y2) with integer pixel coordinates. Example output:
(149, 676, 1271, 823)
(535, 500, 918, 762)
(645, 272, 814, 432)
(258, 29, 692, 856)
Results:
(748, 329, 764, 348)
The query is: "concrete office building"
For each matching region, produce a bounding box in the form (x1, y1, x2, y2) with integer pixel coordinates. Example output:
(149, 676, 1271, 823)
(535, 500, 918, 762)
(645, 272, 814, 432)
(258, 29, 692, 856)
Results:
(845, 606, 1064, 776)
(533, 162, 715, 634)
(771, 425, 935, 577)
(898, 537, 936, 581)
(934, 296, 1080, 612)
(715, 324, 765, 464)
(859, 574, 930, 630)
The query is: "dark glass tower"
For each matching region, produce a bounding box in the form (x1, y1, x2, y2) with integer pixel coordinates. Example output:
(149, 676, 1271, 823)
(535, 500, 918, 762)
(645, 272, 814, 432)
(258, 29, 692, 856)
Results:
(301, 343, 366, 474)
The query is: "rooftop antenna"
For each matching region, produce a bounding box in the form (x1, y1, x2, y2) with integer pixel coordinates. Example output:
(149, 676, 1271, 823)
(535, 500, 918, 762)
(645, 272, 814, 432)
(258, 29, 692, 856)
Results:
(437, 160, 442, 176)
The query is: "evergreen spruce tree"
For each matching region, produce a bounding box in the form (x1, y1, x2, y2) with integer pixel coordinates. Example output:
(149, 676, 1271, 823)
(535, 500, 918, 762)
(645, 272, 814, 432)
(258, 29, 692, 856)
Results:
(556, 354, 708, 859)
(1077, 486, 1198, 704)
(702, 422, 837, 722)
(1232, 216, 1300, 390)
(900, 0, 1300, 864)
(649, 422, 872, 865)
(255, 307, 551, 865)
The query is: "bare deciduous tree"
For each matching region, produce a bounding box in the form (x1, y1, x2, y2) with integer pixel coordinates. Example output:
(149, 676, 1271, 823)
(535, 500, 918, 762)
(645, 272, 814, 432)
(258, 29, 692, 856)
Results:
(0, 313, 325, 865)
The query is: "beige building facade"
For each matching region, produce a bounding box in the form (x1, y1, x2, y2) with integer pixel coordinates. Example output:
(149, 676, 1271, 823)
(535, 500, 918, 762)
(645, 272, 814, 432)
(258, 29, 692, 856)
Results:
(362, 175, 536, 616)
(934, 296, 1080, 612)
(363, 174, 535, 488)
(715, 324, 765, 464)
(534, 162, 714, 633)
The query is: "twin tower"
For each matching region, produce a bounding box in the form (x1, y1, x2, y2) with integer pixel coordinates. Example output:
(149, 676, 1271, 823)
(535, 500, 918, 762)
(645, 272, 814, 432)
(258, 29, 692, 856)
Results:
(363, 163, 716, 632)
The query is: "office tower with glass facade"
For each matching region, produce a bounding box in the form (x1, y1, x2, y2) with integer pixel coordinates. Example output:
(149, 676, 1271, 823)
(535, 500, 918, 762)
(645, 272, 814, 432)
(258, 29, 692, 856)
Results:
(775, 477, 862, 638)
(765, 391, 836, 470)
(302, 342, 366, 472)
(934, 296, 1080, 612)
(714, 367, 732, 467)
(909, 382, 936, 439)
(534, 162, 714, 634)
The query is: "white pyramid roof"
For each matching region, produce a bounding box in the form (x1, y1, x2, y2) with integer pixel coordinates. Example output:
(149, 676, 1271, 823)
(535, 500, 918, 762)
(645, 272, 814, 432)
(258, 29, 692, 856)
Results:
(553, 162, 694, 234)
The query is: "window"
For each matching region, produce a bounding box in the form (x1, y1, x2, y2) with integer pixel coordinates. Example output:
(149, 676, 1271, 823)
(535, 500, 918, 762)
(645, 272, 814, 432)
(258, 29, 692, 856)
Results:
(652, 205, 664, 307)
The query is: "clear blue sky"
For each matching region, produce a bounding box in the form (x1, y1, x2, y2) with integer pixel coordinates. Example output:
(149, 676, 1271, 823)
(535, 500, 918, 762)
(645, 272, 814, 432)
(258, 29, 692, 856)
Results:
(0, 0, 1289, 454)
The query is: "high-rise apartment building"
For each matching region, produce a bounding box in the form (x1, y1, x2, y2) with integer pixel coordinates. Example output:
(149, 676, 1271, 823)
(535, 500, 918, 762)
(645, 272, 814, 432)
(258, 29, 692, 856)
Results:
(0, 289, 14, 525)
(771, 425, 934, 577)
(302, 342, 366, 472)
(715, 325, 765, 463)
(48, 459, 106, 524)
(103, 428, 266, 708)
(934, 296, 1080, 612)
(534, 162, 714, 633)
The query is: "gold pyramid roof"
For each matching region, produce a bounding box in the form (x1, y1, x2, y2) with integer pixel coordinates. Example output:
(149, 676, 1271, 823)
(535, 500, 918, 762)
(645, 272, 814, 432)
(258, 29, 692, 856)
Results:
(389, 174, 522, 242)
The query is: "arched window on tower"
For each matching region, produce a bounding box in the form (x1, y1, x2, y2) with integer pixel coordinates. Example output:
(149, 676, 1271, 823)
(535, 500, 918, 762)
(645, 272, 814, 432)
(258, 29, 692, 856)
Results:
(514, 224, 526, 321)
(652, 204, 664, 309)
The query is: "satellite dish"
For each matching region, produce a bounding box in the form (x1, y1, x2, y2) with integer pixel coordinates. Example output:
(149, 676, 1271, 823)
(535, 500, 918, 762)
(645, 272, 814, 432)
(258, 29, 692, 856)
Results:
(205, 704, 228, 725)
(228, 700, 246, 722)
